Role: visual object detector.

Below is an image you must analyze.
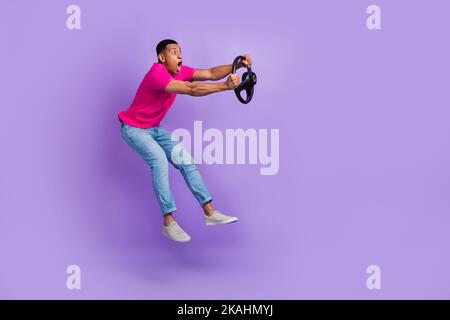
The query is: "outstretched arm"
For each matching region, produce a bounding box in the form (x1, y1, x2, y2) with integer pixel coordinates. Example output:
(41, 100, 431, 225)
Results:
(166, 74, 240, 97)
(192, 54, 253, 81)
(193, 65, 232, 81)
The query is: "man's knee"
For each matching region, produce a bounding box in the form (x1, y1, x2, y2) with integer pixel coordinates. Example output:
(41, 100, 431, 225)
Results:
(144, 151, 168, 171)
(170, 143, 195, 168)
(180, 162, 198, 171)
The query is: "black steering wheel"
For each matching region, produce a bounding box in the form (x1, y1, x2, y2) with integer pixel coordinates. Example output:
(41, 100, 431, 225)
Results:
(231, 56, 257, 104)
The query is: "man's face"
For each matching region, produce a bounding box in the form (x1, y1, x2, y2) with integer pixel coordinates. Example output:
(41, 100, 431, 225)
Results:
(159, 44, 183, 75)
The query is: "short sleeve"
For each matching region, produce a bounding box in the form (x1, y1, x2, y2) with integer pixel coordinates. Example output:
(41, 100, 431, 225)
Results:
(147, 65, 174, 92)
(180, 65, 196, 82)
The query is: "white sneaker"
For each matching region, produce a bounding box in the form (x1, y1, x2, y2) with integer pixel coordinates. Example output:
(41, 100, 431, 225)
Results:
(163, 221, 191, 242)
(204, 210, 239, 226)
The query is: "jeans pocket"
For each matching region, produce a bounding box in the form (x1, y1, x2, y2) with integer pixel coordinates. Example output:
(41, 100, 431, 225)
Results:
(121, 123, 130, 141)
(121, 123, 140, 147)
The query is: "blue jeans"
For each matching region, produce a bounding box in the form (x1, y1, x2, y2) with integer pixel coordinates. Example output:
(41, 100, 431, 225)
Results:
(120, 121, 212, 215)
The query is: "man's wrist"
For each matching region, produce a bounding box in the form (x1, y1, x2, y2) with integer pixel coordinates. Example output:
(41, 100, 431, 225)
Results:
(221, 81, 230, 90)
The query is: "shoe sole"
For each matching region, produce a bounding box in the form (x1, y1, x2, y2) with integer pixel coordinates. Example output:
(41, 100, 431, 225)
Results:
(205, 217, 239, 226)
(163, 231, 191, 242)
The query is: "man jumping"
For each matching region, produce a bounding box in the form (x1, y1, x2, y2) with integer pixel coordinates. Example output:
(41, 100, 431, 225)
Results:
(118, 39, 253, 242)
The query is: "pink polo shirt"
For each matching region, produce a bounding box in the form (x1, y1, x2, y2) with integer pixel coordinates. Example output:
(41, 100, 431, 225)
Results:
(118, 63, 196, 128)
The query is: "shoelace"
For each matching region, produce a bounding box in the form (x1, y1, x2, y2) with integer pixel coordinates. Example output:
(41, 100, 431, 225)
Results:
(171, 223, 186, 235)
(210, 211, 226, 220)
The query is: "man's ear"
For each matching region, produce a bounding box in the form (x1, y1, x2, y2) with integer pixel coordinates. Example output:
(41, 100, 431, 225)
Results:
(158, 53, 165, 63)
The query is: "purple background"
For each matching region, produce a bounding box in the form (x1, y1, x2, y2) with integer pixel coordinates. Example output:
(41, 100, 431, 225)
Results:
(1, 0, 449, 299)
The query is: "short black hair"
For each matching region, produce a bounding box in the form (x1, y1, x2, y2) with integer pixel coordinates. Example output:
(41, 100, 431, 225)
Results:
(156, 39, 178, 57)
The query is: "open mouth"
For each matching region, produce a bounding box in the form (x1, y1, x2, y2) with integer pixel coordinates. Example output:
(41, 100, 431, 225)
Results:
(177, 61, 182, 72)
